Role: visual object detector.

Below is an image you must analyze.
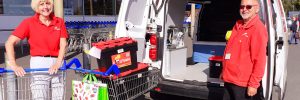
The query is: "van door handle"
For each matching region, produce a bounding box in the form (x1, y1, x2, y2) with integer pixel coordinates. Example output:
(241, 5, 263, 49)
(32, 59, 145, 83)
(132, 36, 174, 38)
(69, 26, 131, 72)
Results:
(276, 37, 284, 49)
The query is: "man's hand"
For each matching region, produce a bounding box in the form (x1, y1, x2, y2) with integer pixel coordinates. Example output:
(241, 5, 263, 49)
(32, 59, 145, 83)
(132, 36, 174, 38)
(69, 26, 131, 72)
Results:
(49, 62, 61, 75)
(219, 72, 223, 80)
(247, 87, 257, 96)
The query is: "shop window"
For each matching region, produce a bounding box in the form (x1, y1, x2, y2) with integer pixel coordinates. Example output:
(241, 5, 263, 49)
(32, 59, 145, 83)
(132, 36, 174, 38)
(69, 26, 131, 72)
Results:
(87, 0, 113, 15)
(2, 0, 33, 16)
(0, 0, 3, 14)
(64, 0, 84, 15)
(83, 0, 122, 15)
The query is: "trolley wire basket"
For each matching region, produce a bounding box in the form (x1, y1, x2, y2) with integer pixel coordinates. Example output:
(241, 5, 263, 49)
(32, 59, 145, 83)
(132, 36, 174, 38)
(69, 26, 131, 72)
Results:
(73, 66, 160, 100)
(103, 68, 159, 100)
(0, 68, 67, 100)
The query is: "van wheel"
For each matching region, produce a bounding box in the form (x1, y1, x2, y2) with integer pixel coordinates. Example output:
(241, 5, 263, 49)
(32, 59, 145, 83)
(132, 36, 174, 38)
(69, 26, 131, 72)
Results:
(150, 91, 162, 100)
(150, 91, 170, 100)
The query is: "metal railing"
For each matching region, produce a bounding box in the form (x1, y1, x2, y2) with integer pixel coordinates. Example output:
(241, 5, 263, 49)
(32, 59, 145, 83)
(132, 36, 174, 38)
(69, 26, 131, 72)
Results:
(65, 21, 116, 69)
(0, 29, 14, 31)
(66, 21, 116, 53)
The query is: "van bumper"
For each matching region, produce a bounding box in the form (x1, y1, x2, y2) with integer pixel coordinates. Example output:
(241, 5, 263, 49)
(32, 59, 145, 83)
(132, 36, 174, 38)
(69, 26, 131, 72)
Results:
(151, 79, 224, 99)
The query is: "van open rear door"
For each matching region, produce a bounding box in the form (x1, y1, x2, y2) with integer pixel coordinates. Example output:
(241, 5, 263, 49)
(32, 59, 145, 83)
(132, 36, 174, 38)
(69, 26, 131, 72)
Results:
(272, 0, 288, 99)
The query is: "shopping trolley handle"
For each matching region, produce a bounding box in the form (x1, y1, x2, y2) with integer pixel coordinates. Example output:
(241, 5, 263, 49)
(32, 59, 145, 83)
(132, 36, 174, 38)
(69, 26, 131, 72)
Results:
(0, 68, 8, 73)
(72, 64, 120, 76)
(0, 68, 52, 73)
(0, 67, 73, 73)
(0, 58, 82, 73)
(61, 58, 82, 70)
(104, 64, 120, 76)
(73, 68, 105, 75)
(91, 64, 120, 76)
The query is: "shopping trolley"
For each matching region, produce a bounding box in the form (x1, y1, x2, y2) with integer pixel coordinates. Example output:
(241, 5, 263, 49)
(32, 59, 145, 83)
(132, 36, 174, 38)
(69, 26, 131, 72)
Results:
(0, 58, 81, 100)
(73, 63, 160, 100)
(0, 67, 69, 100)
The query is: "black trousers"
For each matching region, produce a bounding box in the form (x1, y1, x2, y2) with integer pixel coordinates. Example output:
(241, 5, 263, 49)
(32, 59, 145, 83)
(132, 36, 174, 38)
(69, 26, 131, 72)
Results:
(223, 82, 265, 100)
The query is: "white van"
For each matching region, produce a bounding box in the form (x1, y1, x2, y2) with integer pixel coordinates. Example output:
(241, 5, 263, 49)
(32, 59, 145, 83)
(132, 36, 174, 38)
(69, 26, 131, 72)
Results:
(114, 0, 288, 100)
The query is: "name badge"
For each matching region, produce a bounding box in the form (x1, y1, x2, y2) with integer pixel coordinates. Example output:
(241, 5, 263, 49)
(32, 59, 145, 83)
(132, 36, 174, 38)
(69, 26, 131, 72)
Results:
(225, 53, 231, 60)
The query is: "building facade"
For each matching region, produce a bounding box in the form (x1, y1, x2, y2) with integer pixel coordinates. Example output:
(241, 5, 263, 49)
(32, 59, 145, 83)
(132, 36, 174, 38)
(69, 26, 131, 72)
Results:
(0, 0, 121, 45)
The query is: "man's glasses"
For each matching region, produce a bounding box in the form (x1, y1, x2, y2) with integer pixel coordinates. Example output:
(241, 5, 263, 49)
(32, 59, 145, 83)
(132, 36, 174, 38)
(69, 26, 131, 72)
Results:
(240, 5, 256, 10)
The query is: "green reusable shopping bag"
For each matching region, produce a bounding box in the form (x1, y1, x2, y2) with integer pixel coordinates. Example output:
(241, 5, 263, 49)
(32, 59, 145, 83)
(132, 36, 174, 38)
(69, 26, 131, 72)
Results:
(98, 83, 109, 100)
(72, 74, 109, 100)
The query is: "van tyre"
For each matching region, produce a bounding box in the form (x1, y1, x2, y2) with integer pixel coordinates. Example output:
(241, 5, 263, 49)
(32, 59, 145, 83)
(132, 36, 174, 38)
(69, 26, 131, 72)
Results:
(150, 91, 167, 100)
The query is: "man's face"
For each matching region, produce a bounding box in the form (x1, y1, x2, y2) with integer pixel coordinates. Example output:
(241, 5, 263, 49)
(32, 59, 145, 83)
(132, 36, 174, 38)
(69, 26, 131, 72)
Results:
(240, 0, 259, 21)
(292, 17, 296, 21)
(185, 11, 191, 17)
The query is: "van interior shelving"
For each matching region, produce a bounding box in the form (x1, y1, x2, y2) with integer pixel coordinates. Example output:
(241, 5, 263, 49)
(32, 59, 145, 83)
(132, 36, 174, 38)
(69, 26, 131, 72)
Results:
(161, 0, 241, 84)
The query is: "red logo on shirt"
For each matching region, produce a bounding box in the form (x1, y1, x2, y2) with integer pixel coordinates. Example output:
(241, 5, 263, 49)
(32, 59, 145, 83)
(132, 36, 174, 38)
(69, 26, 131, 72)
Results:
(54, 26, 61, 30)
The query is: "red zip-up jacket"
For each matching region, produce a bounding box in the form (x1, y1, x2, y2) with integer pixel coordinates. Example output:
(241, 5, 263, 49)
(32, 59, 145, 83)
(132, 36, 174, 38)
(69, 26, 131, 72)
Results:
(222, 15, 268, 88)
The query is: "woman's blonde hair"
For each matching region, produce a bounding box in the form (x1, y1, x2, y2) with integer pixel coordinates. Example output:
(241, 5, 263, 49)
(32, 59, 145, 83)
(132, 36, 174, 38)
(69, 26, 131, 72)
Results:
(31, 0, 54, 12)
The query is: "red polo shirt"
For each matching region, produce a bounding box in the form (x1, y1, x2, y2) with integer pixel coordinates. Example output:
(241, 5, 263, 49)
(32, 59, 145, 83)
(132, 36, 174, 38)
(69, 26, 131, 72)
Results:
(12, 13, 68, 56)
(222, 15, 268, 88)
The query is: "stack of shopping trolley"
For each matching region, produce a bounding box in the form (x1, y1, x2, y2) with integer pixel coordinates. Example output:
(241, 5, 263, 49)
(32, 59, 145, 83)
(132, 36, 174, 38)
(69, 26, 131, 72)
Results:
(65, 21, 117, 53)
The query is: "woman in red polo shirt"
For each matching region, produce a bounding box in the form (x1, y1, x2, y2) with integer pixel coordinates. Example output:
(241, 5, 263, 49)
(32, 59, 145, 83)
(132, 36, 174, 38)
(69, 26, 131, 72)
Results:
(5, 0, 68, 99)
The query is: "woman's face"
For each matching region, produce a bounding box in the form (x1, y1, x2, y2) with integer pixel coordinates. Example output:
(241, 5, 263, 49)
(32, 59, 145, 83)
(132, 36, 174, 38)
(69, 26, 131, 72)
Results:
(37, 0, 53, 17)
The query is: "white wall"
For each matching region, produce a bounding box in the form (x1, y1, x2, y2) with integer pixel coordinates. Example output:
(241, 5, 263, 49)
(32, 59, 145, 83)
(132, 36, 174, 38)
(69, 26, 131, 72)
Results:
(0, 16, 28, 29)
(0, 16, 28, 46)
(0, 31, 11, 46)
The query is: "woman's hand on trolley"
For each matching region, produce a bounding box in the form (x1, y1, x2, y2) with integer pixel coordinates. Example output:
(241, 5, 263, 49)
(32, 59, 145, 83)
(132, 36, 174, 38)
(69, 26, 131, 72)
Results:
(11, 64, 26, 77)
(49, 61, 61, 75)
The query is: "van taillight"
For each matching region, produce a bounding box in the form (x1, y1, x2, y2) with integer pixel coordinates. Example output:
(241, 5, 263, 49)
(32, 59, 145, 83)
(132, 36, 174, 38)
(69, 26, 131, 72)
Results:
(149, 34, 157, 61)
(154, 87, 161, 92)
(150, 34, 157, 45)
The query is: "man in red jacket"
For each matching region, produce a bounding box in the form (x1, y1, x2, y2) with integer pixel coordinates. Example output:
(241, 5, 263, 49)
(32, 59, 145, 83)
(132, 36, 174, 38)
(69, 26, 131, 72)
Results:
(221, 0, 268, 99)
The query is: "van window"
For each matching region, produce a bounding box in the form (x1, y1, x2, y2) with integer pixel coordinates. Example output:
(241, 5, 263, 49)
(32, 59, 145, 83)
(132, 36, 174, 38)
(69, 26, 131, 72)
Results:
(276, 0, 288, 32)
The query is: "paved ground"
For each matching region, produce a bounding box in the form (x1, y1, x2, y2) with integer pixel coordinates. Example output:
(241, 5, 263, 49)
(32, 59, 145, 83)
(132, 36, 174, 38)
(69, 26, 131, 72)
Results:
(1, 44, 299, 100)
(284, 44, 300, 100)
